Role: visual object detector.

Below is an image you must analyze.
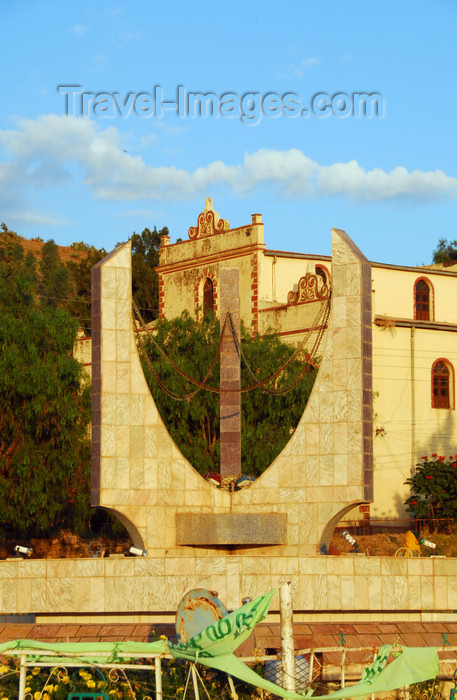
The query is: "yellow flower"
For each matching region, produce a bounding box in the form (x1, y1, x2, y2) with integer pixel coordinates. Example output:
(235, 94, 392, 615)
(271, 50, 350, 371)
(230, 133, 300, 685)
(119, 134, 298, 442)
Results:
(0, 667, 8, 675)
(86, 680, 96, 689)
(24, 688, 31, 694)
(108, 690, 117, 695)
(43, 693, 50, 700)
(32, 668, 40, 676)
(34, 693, 41, 700)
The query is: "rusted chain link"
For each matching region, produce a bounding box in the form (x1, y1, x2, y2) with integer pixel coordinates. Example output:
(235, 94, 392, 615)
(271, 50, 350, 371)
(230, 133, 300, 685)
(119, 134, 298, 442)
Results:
(132, 295, 331, 399)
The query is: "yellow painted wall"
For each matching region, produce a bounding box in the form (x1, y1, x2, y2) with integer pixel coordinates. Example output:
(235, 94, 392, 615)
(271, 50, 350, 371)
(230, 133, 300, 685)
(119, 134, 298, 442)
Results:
(371, 265, 457, 519)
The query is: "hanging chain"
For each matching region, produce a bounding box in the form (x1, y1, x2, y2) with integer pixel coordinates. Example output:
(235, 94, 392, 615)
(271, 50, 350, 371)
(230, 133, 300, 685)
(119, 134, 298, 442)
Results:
(132, 294, 331, 400)
(227, 293, 331, 395)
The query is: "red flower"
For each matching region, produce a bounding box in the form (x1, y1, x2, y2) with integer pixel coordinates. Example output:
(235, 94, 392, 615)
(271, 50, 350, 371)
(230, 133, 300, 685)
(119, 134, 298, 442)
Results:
(439, 456, 445, 462)
(431, 453, 437, 458)
(410, 500, 417, 505)
(421, 456, 428, 460)
(426, 475, 433, 480)
(452, 463, 457, 469)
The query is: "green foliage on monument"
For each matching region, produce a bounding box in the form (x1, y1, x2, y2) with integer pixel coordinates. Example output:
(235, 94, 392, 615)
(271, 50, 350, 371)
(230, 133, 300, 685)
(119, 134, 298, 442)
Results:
(432, 238, 457, 264)
(141, 312, 317, 477)
(0, 225, 92, 536)
(405, 454, 457, 520)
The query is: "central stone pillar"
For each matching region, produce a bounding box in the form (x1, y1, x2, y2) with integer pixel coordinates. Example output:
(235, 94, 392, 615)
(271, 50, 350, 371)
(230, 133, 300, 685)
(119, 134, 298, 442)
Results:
(219, 267, 241, 478)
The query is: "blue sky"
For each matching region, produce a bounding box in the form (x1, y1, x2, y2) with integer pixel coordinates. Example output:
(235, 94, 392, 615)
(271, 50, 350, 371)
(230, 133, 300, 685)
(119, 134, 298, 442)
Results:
(1, 0, 457, 265)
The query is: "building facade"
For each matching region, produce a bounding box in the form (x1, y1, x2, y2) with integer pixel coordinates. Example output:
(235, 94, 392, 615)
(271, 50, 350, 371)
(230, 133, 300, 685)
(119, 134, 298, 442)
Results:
(155, 199, 457, 522)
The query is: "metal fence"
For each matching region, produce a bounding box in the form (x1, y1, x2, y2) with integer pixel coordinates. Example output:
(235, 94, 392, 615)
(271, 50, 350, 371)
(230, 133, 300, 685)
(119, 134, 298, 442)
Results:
(2, 645, 457, 699)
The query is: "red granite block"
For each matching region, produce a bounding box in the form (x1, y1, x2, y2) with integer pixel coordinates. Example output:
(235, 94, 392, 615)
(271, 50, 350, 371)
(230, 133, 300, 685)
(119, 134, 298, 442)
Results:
(422, 633, 449, 647)
(312, 634, 338, 648)
(295, 635, 316, 649)
(74, 624, 102, 637)
(309, 623, 340, 634)
(130, 624, 155, 638)
(339, 634, 361, 648)
(356, 634, 383, 648)
(30, 625, 63, 638)
(423, 623, 451, 633)
(377, 624, 400, 633)
(352, 623, 380, 634)
(398, 633, 426, 646)
(57, 624, 81, 639)
(376, 633, 401, 645)
(396, 622, 426, 634)
(0, 624, 34, 640)
(99, 625, 136, 638)
(336, 624, 357, 634)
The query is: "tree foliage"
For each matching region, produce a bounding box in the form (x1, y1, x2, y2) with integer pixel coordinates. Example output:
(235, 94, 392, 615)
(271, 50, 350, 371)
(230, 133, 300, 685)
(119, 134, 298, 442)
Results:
(0, 226, 92, 536)
(432, 238, 457, 264)
(130, 226, 166, 323)
(405, 454, 457, 520)
(141, 312, 317, 476)
(65, 242, 106, 333)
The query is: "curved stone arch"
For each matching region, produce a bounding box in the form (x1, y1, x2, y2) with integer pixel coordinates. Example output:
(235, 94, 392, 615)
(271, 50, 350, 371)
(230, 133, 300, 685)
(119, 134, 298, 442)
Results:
(91, 228, 373, 554)
(318, 502, 365, 554)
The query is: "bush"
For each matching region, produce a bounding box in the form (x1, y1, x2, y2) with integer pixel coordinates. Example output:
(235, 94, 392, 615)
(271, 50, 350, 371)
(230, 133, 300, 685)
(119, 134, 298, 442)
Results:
(405, 454, 457, 520)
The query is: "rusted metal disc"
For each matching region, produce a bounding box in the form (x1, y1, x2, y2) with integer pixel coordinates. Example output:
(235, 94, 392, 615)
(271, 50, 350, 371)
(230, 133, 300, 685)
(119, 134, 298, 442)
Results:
(175, 588, 228, 642)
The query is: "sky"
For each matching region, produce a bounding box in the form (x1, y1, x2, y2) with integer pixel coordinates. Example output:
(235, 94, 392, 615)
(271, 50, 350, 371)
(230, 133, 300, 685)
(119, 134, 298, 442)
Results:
(1, 0, 457, 266)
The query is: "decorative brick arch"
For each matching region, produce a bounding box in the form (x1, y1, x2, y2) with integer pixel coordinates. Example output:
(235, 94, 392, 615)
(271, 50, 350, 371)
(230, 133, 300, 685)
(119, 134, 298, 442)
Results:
(414, 276, 434, 321)
(431, 358, 455, 409)
(195, 270, 218, 319)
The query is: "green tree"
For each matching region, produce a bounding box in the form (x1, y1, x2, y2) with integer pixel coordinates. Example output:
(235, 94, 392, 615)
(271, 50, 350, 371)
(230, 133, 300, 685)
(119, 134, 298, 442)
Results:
(140, 312, 317, 476)
(432, 238, 457, 264)
(39, 239, 73, 307)
(65, 242, 106, 334)
(0, 228, 92, 536)
(130, 226, 167, 323)
(405, 454, 457, 520)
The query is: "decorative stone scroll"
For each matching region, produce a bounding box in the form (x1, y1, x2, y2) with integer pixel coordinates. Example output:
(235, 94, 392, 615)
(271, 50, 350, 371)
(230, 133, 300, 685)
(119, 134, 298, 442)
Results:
(287, 272, 330, 305)
(188, 197, 230, 239)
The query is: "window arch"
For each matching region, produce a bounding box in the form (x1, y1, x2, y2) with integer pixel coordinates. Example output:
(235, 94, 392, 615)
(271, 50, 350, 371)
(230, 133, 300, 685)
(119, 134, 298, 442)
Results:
(315, 264, 331, 287)
(432, 359, 454, 409)
(414, 277, 433, 321)
(203, 277, 214, 316)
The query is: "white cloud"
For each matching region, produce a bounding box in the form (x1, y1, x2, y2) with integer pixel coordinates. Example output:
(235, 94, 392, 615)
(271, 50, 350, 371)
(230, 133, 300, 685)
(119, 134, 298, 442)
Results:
(71, 24, 88, 36)
(0, 114, 456, 223)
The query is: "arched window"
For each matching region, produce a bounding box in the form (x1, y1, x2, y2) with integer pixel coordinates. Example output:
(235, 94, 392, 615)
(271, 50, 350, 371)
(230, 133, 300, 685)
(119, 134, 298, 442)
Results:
(415, 279, 431, 320)
(432, 360, 454, 409)
(315, 265, 330, 286)
(203, 278, 214, 316)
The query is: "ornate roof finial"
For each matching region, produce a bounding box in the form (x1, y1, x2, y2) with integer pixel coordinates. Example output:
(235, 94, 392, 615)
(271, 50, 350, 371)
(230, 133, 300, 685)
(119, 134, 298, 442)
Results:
(188, 199, 230, 240)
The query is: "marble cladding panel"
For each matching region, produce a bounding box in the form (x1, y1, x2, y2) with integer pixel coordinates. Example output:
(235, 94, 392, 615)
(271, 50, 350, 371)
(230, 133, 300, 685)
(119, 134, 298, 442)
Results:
(116, 268, 131, 300)
(100, 457, 116, 489)
(103, 299, 116, 331)
(116, 362, 130, 394)
(101, 425, 116, 457)
(102, 267, 116, 299)
(101, 330, 116, 362)
(332, 296, 347, 329)
(4, 558, 457, 614)
(333, 453, 348, 486)
(117, 330, 130, 363)
(116, 425, 130, 457)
